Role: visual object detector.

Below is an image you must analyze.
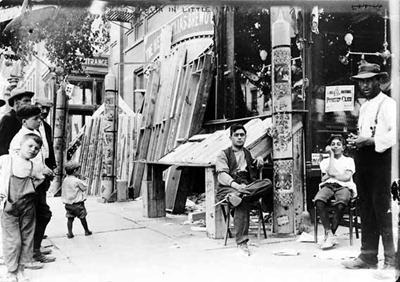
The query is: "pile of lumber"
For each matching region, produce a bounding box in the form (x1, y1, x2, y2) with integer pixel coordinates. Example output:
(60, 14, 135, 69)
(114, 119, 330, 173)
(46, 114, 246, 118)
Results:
(75, 99, 142, 196)
(131, 47, 215, 198)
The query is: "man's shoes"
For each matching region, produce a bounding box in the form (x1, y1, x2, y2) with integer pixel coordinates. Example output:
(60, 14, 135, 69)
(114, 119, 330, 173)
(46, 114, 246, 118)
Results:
(237, 242, 250, 256)
(226, 193, 242, 207)
(33, 253, 56, 263)
(41, 247, 52, 255)
(341, 258, 378, 269)
(67, 233, 74, 239)
(85, 231, 93, 236)
(321, 232, 336, 250)
(24, 261, 44, 270)
(35, 247, 52, 255)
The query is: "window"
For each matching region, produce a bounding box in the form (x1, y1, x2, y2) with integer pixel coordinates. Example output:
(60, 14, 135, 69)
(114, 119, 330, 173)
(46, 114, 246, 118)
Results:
(133, 68, 146, 112)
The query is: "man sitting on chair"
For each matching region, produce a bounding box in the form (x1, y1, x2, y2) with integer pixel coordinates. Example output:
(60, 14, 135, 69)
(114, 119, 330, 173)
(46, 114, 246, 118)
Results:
(215, 123, 272, 256)
(314, 134, 356, 250)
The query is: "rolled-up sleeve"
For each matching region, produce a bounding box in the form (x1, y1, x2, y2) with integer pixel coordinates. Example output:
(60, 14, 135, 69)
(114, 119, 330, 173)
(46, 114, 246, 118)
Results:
(375, 99, 397, 153)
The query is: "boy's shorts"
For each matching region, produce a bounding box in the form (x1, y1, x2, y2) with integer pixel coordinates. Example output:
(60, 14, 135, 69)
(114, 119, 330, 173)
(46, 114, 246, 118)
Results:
(65, 202, 87, 219)
(314, 182, 352, 205)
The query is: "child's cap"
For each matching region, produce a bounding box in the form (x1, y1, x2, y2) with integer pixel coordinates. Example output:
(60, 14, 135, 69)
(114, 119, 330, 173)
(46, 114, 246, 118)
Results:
(16, 105, 41, 121)
(327, 134, 346, 145)
(65, 161, 81, 174)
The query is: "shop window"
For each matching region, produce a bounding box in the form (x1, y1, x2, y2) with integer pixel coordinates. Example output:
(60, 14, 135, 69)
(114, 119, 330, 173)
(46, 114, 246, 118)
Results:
(133, 68, 146, 112)
(210, 6, 305, 122)
(69, 81, 93, 105)
(309, 4, 390, 159)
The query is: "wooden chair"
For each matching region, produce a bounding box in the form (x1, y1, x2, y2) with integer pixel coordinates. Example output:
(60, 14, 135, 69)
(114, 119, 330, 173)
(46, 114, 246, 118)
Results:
(220, 198, 267, 246)
(313, 196, 359, 245)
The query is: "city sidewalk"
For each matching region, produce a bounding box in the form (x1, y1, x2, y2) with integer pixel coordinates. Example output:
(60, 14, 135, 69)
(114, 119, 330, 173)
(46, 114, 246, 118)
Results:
(0, 196, 396, 282)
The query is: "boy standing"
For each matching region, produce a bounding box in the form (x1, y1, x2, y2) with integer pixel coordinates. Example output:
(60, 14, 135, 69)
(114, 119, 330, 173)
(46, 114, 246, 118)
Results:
(9, 104, 55, 264)
(314, 134, 356, 250)
(61, 161, 92, 238)
(0, 134, 45, 282)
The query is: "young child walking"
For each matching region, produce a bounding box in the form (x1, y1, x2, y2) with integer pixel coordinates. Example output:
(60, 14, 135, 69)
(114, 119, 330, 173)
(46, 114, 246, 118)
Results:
(61, 161, 92, 238)
(0, 134, 45, 282)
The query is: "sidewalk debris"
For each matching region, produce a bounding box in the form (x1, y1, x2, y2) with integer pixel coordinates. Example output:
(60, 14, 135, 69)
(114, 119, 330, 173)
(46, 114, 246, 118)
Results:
(313, 250, 357, 260)
(296, 232, 315, 243)
(273, 249, 300, 256)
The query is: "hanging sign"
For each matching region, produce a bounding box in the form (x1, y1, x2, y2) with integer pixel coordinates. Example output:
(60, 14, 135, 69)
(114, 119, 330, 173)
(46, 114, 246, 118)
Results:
(325, 85, 354, 112)
(65, 84, 75, 99)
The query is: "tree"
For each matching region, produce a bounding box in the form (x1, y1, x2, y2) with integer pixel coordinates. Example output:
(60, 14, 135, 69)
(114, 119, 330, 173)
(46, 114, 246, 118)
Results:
(0, 5, 109, 75)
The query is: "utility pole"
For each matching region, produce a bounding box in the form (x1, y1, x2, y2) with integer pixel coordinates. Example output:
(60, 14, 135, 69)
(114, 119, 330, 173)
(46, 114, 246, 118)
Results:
(270, 6, 295, 235)
(50, 82, 68, 196)
(100, 72, 118, 202)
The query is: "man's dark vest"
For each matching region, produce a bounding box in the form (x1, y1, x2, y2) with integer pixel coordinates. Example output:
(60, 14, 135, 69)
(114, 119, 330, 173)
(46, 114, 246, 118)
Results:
(222, 146, 257, 185)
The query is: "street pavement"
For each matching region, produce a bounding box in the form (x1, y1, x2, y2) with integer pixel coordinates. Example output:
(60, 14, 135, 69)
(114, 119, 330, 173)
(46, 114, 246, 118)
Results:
(0, 196, 397, 282)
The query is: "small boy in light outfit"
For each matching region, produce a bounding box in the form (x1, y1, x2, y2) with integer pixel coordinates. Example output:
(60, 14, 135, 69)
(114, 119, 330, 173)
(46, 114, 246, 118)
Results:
(314, 134, 356, 250)
(0, 134, 45, 282)
(9, 104, 56, 265)
(61, 161, 92, 238)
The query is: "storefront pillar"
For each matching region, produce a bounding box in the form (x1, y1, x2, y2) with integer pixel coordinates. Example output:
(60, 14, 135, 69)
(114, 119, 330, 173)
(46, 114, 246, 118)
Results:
(50, 83, 68, 196)
(389, 0, 400, 180)
(100, 72, 118, 202)
(270, 6, 295, 235)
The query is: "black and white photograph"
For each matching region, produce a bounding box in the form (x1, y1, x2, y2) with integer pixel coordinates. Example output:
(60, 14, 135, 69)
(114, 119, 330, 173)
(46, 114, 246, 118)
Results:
(0, 0, 399, 281)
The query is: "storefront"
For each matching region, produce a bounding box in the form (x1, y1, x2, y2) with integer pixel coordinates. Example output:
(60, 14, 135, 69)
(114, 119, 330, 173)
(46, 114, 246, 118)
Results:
(94, 1, 399, 235)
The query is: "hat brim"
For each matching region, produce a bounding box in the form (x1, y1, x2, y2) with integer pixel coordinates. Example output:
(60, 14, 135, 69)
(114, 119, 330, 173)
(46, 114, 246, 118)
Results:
(8, 91, 35, 106)
(350, 72, 389, 81)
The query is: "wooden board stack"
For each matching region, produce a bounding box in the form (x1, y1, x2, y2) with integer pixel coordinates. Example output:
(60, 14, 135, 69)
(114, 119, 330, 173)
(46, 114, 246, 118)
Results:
(131, 47, 215, 200)
(77, 111, 142, 196)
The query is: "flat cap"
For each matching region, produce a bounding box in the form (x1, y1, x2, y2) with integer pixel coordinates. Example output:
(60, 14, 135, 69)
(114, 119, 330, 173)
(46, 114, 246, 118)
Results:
(16, 105, 41, 121)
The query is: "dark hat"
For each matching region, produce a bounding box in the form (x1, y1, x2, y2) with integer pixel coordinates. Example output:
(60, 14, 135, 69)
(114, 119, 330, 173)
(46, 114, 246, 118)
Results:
(9, 88, 34, 107)
(350, 61, 389, 81)
(16, 105, 41, 121)
(65, 161, 81, 174)
(0, 99, 5, 107)
(34, 97, 53, 108)
(327, 134, 346, 146)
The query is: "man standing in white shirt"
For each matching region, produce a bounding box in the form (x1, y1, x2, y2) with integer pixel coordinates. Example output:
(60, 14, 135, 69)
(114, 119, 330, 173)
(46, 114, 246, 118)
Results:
(342, 61, 396, 270)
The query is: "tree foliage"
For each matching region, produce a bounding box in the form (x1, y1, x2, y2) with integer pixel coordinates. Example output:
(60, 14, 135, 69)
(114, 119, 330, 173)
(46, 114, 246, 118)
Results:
(0, 6, 109, 75)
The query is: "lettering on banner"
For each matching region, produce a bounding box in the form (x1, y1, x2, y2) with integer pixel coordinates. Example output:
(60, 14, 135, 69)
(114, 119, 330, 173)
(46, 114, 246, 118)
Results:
(145, 7, 213, 61)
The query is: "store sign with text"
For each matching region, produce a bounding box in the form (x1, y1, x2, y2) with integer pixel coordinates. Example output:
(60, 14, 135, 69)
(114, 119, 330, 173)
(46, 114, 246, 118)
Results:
(145, 9, 213, 62)
(325, 85, 355, 112)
